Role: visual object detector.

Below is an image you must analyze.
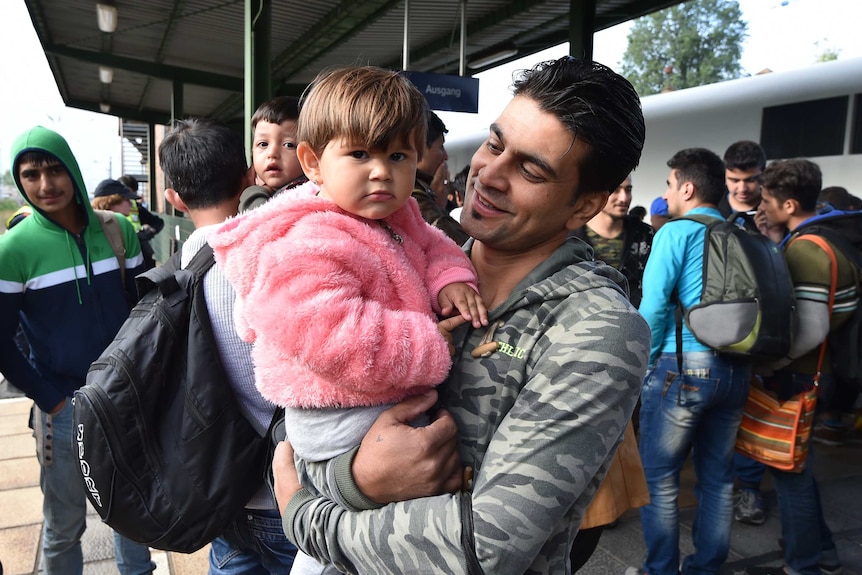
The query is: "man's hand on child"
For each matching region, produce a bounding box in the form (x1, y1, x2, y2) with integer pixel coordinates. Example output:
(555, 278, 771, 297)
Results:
(272, 440, 302, 515)
(439, 283, 488, 328)
(353, 390, 462, 503)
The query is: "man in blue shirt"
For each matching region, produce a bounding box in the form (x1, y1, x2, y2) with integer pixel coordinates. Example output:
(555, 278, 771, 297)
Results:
(630, 148, 751, 575)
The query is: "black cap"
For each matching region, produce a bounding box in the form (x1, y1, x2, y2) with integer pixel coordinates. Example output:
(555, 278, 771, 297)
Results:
(93, 179, 138, 200)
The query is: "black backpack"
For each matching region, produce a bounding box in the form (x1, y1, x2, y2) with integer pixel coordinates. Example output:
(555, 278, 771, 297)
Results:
(72, 244, 274, 553)
(674, 213, 797, 360)
(795, 211, 862, 393)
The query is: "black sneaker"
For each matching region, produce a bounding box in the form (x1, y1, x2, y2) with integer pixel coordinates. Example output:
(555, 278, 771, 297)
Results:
(734, 488, 767, 525)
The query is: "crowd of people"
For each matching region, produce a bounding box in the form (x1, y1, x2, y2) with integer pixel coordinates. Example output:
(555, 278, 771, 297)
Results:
(0, 55, 859, 575)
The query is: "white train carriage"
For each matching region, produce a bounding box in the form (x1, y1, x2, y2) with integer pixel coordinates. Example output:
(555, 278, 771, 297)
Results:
(445, 57, 862, 209)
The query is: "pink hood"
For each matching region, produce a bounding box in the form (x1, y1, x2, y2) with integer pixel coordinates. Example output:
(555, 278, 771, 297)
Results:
(209, 182, 477, 409)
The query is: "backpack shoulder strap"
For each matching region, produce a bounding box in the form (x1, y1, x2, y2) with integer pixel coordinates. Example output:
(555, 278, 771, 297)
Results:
(672, 213, 720, 227)
(177, 242, 273, 435)
(186, 242, 216, 277)
(94, 210, 126, 291)
(798, 226, 862, 274)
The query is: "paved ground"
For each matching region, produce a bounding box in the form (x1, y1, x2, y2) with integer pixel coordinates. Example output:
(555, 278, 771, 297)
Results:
(2, 388, 861, 575)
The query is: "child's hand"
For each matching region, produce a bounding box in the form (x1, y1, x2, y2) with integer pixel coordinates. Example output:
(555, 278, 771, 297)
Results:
(438, 283, 488, 328)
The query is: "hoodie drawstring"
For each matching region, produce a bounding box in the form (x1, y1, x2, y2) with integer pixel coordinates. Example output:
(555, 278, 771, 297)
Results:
(471, 320, 503, 358)
(65, 232, 84, 305)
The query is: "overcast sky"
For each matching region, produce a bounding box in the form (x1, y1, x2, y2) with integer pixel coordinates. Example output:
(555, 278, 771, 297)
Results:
(2, 0, 860, 195)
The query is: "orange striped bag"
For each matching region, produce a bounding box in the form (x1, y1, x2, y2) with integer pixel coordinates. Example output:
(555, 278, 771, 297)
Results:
(736, 232, 839, 473)
(735, 378, 818, 472)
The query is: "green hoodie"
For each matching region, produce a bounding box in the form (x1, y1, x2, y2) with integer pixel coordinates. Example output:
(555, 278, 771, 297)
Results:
(0, 126, 144, 411)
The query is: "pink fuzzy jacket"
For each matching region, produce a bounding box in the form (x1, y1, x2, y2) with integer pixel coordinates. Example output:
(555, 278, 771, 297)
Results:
(209, 182, 478, 409)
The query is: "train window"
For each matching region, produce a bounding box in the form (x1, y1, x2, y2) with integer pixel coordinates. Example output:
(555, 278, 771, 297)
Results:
(760, 96, 848, 159)
(852, 94, 862, 155)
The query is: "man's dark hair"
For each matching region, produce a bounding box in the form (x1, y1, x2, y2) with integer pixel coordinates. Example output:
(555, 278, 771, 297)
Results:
(818, 186, 852, 211)
(15, 151, 61, 171)
(118, 174, 139, 192)
(629, 205, 647, 220)
(425, 111, 448, 148)
(667, 148, 727, 206)
(512, 57, 645, 196)
(251, 96, 301, 130)
(760, 158, 822, 213)
(723, 140, 766, 172)
(158, 117, 247, 210)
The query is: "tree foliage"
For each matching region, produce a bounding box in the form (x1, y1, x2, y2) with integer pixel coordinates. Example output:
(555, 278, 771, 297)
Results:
(620, 0, 747, 96)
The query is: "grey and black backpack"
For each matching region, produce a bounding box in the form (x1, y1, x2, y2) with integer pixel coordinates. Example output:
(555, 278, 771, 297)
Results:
(675, 213, 796, 360)
(73, 244, 276, 553)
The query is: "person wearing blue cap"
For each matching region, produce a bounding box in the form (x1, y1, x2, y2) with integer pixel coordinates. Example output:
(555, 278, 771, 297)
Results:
(650, 196, 669, 230)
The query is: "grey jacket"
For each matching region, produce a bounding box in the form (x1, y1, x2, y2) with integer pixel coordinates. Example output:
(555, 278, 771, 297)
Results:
(284, 237, 650, 574)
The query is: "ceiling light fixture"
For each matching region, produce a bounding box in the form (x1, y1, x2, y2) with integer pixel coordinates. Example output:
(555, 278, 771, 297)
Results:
(467, 46, 518, 69)
(96, 2, 118, 33)
(99, 102, 111, 113)
(99, 66, 113, 84)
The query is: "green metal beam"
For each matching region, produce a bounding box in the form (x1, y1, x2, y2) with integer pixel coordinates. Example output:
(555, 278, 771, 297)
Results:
(209, 0, 398, 121)
(44, 43, 243, 91)
(244, 0, 272, 156)
(66, 98, 172, 126)
(171, 80, 184, 123)
(271, 0, 399, 78)
(137, 0, 189, 111)
(382, 0, 550, 72)
(569, 0, 595, 59)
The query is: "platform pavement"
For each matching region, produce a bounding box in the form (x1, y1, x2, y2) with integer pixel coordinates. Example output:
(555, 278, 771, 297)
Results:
(0, 396, 210, 574)
(2, 390, 862, 575)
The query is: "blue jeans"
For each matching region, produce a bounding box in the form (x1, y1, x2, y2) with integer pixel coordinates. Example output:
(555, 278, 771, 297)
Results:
(113, 531, 156, 575)
(733, 452, 766, 490)
(638, 352, 750, 575)
(34, 399, 86, 574)
(209, 508, 298, 574)
(34, 400, 153, 575)
(767, 371, 839, 575)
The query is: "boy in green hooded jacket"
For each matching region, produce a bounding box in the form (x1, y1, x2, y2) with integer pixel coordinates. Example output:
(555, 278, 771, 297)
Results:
(0, 126, 153, 574)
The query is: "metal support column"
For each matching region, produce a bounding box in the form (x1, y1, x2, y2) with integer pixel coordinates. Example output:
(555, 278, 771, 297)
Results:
(569, 0, 595, 60)
(402, 0, 410, 70)
(459, 0, 467, 76)
(147, 123, 157, 209)
(171, 79, 184, 124)
(245, 0, 272, 156)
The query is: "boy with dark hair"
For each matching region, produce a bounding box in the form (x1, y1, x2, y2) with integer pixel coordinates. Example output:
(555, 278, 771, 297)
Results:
(634, 147, 752, 575)
(411, 110, 469, 244)
(0, 126, 151, 574)
(752, 158, 848, 575)
(160, 117, 299, 574)
(241, 96, 307, 211)
(722, 140, 767, 216)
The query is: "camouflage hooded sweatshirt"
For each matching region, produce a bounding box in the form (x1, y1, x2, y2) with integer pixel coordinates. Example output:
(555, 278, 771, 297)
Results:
(283, 237, 651, 575)
(0, 126, 144, 411)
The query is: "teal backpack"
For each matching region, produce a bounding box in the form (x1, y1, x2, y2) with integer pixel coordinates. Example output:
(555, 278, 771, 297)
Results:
(675, 213, 796, 360)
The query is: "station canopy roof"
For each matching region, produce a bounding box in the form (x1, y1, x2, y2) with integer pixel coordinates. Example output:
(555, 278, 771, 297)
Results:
(25, 0, 686, 125)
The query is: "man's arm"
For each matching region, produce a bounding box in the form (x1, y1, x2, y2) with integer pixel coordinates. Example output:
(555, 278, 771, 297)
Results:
(281, 306, 649, 574)
(776, 238, 836, 365)
(0, 290, 66, 411)
(638, 224, 684, 363)
(138, 205, 165, 234)
(118, 217, 146, 301)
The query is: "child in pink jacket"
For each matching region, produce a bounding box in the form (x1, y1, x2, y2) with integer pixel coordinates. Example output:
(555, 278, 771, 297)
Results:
(210, 67, 486, 476)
